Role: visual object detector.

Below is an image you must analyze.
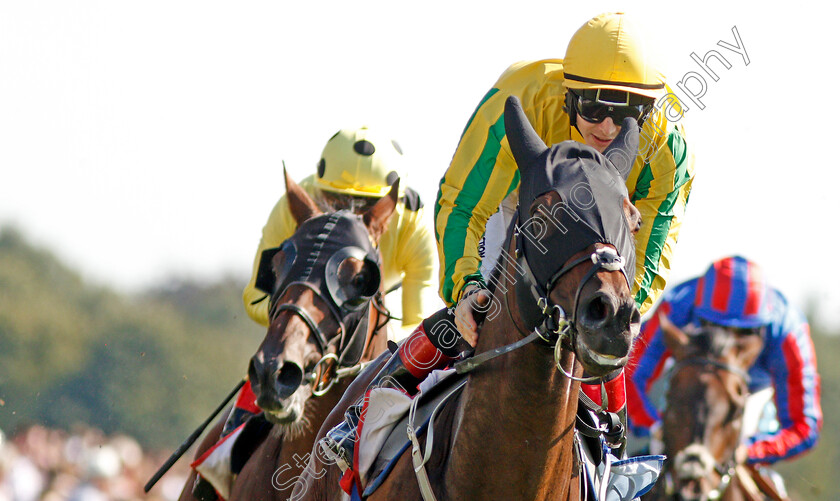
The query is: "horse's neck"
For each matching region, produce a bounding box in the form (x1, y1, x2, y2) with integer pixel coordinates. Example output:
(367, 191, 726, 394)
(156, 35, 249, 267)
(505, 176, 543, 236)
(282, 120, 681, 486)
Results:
(445, 312, 581, 499)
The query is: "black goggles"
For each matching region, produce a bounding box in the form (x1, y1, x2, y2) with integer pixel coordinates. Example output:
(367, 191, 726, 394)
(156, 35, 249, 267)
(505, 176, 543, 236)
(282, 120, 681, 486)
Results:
(699, 318, 767, 338)
(571, 90, 652, 126)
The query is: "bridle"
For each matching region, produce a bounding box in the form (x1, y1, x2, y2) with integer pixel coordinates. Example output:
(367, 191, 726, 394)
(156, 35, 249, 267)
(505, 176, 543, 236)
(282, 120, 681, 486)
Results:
(454, 209, 631, 385)
(261, 211, 395, 397)
(268, 280, 390, 396)
(663, 355, 752, 500)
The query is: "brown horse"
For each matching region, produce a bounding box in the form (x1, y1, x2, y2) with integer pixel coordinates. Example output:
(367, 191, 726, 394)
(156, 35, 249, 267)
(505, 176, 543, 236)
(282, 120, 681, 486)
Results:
(642, 316, 767, 501)
(292, 95, 643, 501)
(179, 171, 395, 501)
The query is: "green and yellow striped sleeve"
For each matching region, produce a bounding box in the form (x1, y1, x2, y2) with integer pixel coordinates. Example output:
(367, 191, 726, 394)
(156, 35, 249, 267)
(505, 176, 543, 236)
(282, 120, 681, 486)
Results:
(434, 87, 520, 306)
(627, 122, 694, 315)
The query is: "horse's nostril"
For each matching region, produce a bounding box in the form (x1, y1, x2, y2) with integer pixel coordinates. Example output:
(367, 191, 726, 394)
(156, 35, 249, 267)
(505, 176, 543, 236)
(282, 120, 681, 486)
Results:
(248, 358, 262, 392)
(628, 306, 641, 337)
(582, 294, 613, 326)
(275, 362, 304, 400)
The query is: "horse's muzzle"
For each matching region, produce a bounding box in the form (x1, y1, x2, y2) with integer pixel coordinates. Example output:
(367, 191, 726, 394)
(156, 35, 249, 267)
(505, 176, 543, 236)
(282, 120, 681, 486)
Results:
(248, 355, 305, 419)
(574, 293, 640, 374)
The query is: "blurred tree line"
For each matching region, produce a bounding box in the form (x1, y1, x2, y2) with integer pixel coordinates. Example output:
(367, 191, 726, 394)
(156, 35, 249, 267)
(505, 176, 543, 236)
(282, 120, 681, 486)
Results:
(0, 226, 264, 450)
(0, 226, 837, 499)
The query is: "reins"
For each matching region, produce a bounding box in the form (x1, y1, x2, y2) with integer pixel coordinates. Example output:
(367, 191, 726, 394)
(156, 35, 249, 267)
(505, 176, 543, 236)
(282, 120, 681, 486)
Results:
(671, 356, 752, 386)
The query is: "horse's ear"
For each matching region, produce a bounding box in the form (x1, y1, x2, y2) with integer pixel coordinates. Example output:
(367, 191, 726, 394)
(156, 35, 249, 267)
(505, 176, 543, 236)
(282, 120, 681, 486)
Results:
(285, 166, 322, 225)
(504, 95, 547, 173)
(659, 312, 689, 358)
(603, 117, 640, 181)
(363, 179, 399, 244)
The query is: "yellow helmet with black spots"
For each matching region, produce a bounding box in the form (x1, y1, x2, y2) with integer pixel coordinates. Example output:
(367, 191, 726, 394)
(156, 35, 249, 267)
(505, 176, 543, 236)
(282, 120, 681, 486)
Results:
(315, 126, 405, 198)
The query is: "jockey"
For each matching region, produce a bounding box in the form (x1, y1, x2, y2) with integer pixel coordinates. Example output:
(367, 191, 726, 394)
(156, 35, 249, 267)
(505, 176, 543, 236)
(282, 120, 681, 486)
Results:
(323, 12, 695, 469)
(220, 126, 436, 438)
(190, 126, 437, 500)
(626, 256, 823, 465)
(242, 126, 436, 339)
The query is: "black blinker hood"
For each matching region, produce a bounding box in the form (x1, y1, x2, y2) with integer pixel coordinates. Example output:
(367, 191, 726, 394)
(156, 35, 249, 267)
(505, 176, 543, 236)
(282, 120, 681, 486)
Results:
(256, 210, 381, 310)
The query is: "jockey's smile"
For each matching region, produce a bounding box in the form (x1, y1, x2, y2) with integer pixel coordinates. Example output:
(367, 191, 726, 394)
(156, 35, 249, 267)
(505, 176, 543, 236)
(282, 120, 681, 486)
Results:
(576, 115, 620, 153)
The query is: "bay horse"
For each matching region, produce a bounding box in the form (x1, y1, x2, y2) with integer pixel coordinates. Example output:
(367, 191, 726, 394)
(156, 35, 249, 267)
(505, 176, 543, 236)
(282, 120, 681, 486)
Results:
(179, 171, 396, 500)
(642, 315, 768, 501)
(293, 95, 643, 501)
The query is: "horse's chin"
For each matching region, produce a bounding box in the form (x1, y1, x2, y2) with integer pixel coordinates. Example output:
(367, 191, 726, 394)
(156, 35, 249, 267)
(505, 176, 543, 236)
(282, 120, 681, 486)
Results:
(574, 336, 629, 376)
(262, 389, 309, 425)
(265, 407, 301, 425)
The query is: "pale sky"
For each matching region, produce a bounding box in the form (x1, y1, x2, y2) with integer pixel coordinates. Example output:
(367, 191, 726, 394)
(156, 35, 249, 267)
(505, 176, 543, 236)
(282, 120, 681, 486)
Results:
(2, 1, 839, 327)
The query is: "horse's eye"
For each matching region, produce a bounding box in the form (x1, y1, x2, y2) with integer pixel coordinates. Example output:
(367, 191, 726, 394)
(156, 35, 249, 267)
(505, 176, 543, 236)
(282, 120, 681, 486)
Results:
(353, 273, 368, 288)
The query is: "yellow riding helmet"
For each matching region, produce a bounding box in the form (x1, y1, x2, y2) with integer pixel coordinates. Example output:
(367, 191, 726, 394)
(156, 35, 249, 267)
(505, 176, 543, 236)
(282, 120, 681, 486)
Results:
(315, 126, 405, 198)
(563, 12, 665, 99)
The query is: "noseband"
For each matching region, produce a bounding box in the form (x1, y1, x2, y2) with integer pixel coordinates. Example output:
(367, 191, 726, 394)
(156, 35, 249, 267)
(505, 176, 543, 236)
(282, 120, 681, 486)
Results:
(268, 281, 350, 356)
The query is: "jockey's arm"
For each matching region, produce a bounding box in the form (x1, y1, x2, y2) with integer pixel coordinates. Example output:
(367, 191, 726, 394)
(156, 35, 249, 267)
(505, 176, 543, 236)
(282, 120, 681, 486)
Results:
(746, 312, 822, 464)
(625, 283, 697, 435)
(242, 193, 299, 327)
(435, 89, 519, 308)
(625, 120, 694, 315)
(390, 202, 438, 337)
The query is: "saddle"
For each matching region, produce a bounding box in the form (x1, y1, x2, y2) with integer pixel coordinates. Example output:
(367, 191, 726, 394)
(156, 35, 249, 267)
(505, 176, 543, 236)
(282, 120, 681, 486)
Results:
(342, 368, 663, 501)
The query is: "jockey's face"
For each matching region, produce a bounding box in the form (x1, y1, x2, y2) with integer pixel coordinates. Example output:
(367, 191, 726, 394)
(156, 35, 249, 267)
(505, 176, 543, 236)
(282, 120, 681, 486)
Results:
(576, 115, 621, 153)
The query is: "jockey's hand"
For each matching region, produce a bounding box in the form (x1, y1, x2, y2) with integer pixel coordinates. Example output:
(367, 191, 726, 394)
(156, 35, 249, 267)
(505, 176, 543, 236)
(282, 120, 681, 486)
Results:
(454, 283, 490, 347)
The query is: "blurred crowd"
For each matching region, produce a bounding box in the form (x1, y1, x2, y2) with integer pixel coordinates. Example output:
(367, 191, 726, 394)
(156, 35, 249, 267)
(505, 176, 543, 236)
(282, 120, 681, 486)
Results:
(0, 424, 191, 501)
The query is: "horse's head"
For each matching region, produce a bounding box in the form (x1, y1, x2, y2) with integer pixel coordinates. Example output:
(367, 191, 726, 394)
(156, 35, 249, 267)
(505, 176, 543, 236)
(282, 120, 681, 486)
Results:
(658, 315, 764, 500)
(502, 96, 641, 377)
(248, 170, 396, 428)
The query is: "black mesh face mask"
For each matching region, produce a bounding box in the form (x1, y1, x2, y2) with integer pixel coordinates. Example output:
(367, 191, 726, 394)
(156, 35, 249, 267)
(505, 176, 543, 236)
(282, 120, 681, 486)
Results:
(515, 141, 636, 290)
(255, 210, 382, 317)
(505, 95, 639, 295)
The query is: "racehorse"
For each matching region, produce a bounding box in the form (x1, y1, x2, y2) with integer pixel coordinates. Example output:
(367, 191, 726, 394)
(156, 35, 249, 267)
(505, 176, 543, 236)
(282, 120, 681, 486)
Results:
(643, 315, 767, 501)
(292, 95, 643, 501)
(179, 171, 396, 500)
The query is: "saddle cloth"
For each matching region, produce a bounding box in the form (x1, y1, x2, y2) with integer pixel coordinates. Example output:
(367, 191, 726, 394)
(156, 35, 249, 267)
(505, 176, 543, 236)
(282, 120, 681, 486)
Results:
(192, 413, 272, 500)
(577, 430, 665, 501)
(337, 368, 465, 498)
